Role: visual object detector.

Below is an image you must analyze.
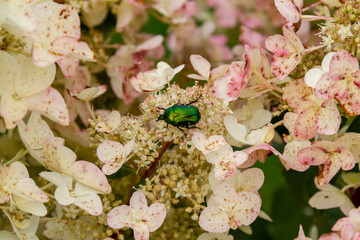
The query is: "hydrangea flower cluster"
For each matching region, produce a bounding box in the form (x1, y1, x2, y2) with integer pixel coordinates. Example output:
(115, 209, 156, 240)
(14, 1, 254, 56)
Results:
(2, 0, 360, 239)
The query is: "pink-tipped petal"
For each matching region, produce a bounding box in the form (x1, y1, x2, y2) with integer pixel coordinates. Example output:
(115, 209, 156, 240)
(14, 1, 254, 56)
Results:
(329, 50, 359, 80)
(97, 141, 124, 165)
(274, 0, 301, 23)
(297, 146, 329, 166)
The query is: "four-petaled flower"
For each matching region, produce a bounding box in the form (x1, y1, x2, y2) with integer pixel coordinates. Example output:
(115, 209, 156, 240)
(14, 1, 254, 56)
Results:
(107, 191, 167, 240)
(97, 139, 135, 175)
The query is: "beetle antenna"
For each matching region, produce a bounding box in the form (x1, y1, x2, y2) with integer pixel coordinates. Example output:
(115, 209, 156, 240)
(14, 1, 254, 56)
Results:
(186, 94, 202, 106)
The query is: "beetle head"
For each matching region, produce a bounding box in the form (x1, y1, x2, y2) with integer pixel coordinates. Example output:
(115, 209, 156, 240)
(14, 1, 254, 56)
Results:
(157, 114, 164, 121)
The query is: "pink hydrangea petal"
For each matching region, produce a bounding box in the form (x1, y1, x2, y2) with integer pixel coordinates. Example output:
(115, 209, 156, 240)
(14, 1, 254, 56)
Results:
(315, 72, 339, 100)
(339, 224, 355, 240)
(297, 146, 329, 165)
(198, 206, 230, 233)
(107, 205, 134, 229)
(317, 160, 341, 186)
(336, 133, 360, 163)
(130, 191, 148, 219)
(133, 223, 150, 240)
(265, 35, 287, 54)
(208, 0, 237, 28)
(319, 233, 340, 240)
(238, 168, 264, 192)
(315, 100, 341, 135)
(270, 55, 299, 81)
(283, 112, 298, 136)
(283, 25, 304, 53)
(51, 37, 95, 61)
(297, 225, 312, 240)
(190, 54, 211, 78)
(97, 140, 125, 165)
(274, 0, 301, 23)
(329, 50, 359, 80)
(13, 178, 49, 203)
(74, 193, 103, 216)
(102, 163, 122, 176)
(27, 87, 70, 126)
(31, 45, 60, 67)
(232, 191, 261, 226)
(144, 203, 167, 232)
(282, 79, 312, 111)
(67, 161, 111, 194)
(282, 140, 311, 171)
(213, 181, 238, 211)
(15, 56, 56, 98)
(293, 108, 317, 140)
(336, 81, 360, 116)
(309, 191, 345, 209)
(95, 110, 121, 133)
(0, 95, 28, 129)
(57, 57, 79, 79)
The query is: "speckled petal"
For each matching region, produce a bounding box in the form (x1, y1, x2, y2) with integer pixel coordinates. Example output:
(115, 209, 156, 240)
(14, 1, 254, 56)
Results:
(97, 140, 125, 165)
(213, 181, 238, 211)
(133, 223, 150, 240)
(107, 205, 134, 229)
(336, 133, 360, 164)
(293, 108, 317, 140)
(95, 110, 121, 133)
(0, 94, 28, 129)
(74, 192, 103, 216)
(13, 178, 49, 203)
(198, 206, 230, 233)
(51, 36, 95, 62)
(317, 160, 341, 186)
(144, 203, 167, 232)
(67, 161, 111, 194)
(297, 146, 329, 166)
(274, 0, 301, 23)
(240, 168, 265, 192)
(315, 100, 341, 135)
(329, 50, 359, 80)
(331, 147, 355, 170)
(130, 191, 148, 219)
(28, 87, 69, 126)
(232, 191, 261, 226)
(282, 140, 311, 171)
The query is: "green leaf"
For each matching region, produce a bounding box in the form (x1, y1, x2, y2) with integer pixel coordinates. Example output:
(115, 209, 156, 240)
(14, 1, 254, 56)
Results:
(106, 164, 136, 179)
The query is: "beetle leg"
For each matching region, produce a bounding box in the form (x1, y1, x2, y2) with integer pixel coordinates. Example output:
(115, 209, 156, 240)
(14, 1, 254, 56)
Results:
(185, 94, 202, 106)
(177, 126, 186, 136)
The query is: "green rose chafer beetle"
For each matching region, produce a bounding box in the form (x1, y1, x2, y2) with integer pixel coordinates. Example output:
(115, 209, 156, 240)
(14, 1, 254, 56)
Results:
(157, 95, 201, 133)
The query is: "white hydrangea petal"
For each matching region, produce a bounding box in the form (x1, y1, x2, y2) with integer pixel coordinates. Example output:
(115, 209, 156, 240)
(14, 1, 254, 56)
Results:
(192, 131, 207, 152)
(54, 184, 74, 206)
(240, 168, 265, 192)
(107, 205, 134, 229)
(133, 223, 150, 240)
(39, 171, 72, 189)
(0, 231, 17, 240)
(15, 56, 56, 98)
(76, 85, 107, 101)
(250, 109, 272, 129)
(27, 87, 69, 126)
(130, 191, 148, 219)
(74, 193, 103, 216)
(223, 115, 247, 142)
(21, 215, 39, 238)
(136, 35, 163, 51)
(97, 141, 124, 164)
(13, 178, 48, 203)
(205, 143, 233, 164)
(304, 68, 324, 88)
(232, 191, 261, 226)
(309, 191, 345, 209)
(18, 112, 54, 150)
(95, 110, 121, 133)
(322, 52, 336, 72)
(199, 206, 230, 233)
(0, 95, 28, 129)
(190, 55, 211, 78)
(213, 181, 238, 211)
(12, 195, 47, 216)
(144, 203, 167, 232)
(67, 161, 111, 194)
(336, 133, 360, 164)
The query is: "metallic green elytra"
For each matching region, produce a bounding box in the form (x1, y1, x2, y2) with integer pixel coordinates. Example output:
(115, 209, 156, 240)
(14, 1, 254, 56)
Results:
(157, 96, 201, 132)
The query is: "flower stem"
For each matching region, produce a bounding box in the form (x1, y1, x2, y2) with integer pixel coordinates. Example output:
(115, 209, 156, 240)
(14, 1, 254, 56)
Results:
(3, 149, 28, 166)
(302, 1, 322, 12)
(141, 141, 172, 181)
